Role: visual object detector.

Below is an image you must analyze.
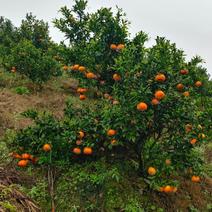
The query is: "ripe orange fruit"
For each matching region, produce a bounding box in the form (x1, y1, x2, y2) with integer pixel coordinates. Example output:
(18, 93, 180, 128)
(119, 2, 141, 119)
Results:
(21, 153, 30, 160)
(176, 83, 184, 91)
(73, 64, 80, 70)
(77, 88, 82, 93)
(83, 147, 93, 155)
(183, 91, 190, 97)
(78, 66, 86, 72)
(155, 74, 166, 82)
(164, 185, 172, 193)
(195, 81, 202, 87)
(107, 129, 117, 136)
(137, 102, 148, 111)
(191, 175, 200, 183)
(77, 88, 87, 94)
(111, 139, 117, 145)
(154, 90, 165, 100)
(190, 138, 197, 145)
(76, 140, 82, 145)
(79, 95, 86, 100)
(42, 144, 51, 152)
(73, 147, 81, 155)
(17, 160, 29, 167)
(117, 44, 125, 50)
(78, 131, 85, 139)
(113, 74, 121, 81)
(180, 69, 189, 75)
(62, 65, 69, 71)
(110, 44, 117, 50)
(151, 98, 159, 105)
(147, 167, 157, 176)
(86, 72, 96, 79)
(165, 159, 171, 165)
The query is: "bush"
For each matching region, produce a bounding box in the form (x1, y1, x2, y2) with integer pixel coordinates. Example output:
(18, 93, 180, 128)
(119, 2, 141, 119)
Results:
(6, 1, 211, 210)
(0, 17, 18, 69)
(8, 40, 61, 85)
(14, 86, 30, 95)
(18, 13, 51, 51)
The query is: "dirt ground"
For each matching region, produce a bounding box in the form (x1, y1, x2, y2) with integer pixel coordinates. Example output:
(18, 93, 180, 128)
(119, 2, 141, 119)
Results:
(0, 88, 68, 137)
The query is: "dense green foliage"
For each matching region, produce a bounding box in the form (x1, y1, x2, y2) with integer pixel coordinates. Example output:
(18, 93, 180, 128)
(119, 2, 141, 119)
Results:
(1, 0, 211, 211)
(0, 14, 62, 84)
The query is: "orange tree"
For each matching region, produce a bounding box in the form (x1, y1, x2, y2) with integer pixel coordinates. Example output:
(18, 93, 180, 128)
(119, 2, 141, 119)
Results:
(0, 17, 18, 69)
(7, 39, 61, 85)
(54, 0, 129, 91)
(53, 0, 210, 189)
(0, 14, 62, 84)
(8, 0, 210, 195)
(18, 13, 51, 51)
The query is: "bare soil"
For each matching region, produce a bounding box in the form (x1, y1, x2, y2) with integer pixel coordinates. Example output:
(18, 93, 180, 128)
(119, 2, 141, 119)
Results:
(0, 88, 68, 137)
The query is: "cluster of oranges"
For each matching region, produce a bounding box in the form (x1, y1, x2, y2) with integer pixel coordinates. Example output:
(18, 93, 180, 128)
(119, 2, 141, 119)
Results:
(68, 64, 98, 80)
(63, 64, 86, 72)
(110, 43, 125, 51)
(147, 166, 178, 193)
(186, 124, 206, 145)
(137, 73, 166, 111)
(178, 69, 202, 97)
(77, 87, 88, 100)
(10, 144, 51, 168)
(72, 131, 93, 155)
(10, 152, 39, 168)
(136, 71, 202, 111)
(107, 129, 118, 145)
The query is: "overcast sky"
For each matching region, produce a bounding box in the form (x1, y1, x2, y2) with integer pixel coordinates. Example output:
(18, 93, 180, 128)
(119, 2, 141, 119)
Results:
(1, 0, 211, 77)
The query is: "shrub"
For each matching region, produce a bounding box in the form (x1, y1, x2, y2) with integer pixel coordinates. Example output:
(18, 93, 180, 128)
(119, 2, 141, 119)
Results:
(0, 17, 18, 69)
(14, 86, 30, 95)
(8, 40, 61, 85)
(18, 13, 51, 51)
(7, 1, 211, 209)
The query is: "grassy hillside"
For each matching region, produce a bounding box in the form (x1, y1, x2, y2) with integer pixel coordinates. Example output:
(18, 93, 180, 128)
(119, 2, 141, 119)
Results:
(0, 69, 211, 211)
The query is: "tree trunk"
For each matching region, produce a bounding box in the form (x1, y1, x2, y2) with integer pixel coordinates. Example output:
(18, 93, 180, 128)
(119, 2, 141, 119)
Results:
(48, 166, 55, 212)
(136, 138, 146, 177)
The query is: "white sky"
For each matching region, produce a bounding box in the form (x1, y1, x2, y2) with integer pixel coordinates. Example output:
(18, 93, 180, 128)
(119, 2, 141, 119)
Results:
(0, 0, 211, 77)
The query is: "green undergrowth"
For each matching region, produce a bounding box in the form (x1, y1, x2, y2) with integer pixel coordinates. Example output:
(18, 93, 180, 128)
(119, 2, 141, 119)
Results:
(21, 159, 157, 211)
